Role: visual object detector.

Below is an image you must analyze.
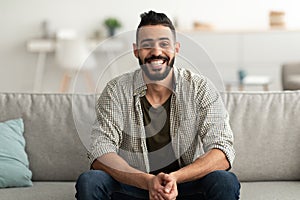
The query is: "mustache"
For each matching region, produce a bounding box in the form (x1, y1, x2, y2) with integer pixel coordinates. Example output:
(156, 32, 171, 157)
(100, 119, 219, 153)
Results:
(144, 55, 169, 63)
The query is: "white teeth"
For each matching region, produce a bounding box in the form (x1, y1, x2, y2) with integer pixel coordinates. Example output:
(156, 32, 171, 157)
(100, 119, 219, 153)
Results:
(150, 60, 164, 65)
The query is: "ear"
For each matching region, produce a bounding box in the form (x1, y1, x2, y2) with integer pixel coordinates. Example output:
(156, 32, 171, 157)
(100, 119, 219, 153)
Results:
(175, 42, 180, 55)
(133, 43, 139, 58)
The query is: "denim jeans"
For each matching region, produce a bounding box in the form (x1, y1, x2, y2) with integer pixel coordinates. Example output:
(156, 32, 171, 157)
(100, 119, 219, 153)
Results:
(75, 170, 240, 200)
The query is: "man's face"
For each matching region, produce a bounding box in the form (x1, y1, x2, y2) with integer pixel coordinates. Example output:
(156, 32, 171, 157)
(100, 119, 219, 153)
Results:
(134, 25, 179, 81)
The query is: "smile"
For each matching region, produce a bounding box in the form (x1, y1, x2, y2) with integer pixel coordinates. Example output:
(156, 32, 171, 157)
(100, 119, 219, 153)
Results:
(145, 55, 169, 65)
(146, 59, 166, 71)
(148, 59, 166, 66)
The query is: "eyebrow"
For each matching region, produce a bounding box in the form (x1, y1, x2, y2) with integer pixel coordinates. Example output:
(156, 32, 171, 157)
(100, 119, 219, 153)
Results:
(140, 37, 170, 43)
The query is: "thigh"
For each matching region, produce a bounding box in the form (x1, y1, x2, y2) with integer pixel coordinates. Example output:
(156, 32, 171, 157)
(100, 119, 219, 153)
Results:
(77, 170, 149, 199)
(177, 170, 240, 200)
(177, 179, 206, 200)
(116, 183, 149, 199)
(76, 170, 120, 188)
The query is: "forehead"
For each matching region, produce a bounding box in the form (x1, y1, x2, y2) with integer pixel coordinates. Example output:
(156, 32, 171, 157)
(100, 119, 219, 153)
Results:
(137, 25, 174, 42)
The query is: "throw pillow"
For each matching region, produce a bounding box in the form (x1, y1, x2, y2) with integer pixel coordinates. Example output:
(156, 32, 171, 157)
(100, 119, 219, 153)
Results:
(0, 118, 33, 188)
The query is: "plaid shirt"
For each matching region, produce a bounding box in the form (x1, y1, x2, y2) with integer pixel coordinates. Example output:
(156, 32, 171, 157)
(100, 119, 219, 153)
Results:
(89, 66, 235, 173)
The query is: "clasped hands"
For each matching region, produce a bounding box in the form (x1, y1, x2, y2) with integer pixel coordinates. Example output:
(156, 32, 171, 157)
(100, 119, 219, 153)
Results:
(148, 172, 178, 200)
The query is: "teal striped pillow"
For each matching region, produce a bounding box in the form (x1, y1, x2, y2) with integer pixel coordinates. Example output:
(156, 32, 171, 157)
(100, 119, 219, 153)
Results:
(0, 118, 32, 188)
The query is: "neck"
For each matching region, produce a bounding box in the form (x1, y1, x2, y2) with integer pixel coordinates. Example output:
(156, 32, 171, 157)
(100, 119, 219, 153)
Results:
(143, 69, 173, 106)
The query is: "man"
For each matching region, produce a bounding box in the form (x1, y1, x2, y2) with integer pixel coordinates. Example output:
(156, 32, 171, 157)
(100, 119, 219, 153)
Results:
(76, 10, 240, 200)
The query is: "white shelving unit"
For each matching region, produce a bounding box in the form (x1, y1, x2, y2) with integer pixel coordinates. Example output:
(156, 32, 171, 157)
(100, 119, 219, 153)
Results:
(183, 29, 300, 90)
(27, 29, 300, 91)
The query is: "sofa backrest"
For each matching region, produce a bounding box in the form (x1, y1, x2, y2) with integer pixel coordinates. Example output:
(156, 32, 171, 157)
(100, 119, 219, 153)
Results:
(0, 93, 93, 181)
(1, 92, 299, 182)
(225, 91, 300, 181)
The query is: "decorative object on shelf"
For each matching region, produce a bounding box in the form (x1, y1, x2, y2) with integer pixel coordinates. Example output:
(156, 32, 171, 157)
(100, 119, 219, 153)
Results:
(193, 21, 214, 30)
(104, 17, 121, 37)
(41, 20, 52, 39)
(269, 11, 285, 28)
(238, 69, 247, 83)
(225, 75, 271, 91)
(92, 29, 104, 40)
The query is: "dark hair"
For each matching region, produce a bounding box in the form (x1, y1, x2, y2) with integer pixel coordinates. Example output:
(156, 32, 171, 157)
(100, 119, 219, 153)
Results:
(136, 10, 176, 42)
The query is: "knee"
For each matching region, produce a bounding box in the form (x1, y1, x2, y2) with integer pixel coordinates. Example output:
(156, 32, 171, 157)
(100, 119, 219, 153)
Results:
(76, 170, 115, 199)
(209, 170, 239, 185)
(76, 170, 110, 190)
(206, 170, 240, 199)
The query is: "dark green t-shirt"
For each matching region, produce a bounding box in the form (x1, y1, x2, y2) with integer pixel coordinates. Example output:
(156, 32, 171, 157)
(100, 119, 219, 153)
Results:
(140, 95, 180, 175)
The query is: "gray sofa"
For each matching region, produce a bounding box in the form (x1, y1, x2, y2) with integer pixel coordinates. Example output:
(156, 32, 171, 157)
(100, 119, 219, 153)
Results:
(0, 91, 299, 200)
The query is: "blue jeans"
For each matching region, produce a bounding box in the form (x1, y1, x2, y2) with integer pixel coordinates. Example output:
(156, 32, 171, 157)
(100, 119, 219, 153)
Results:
(75, 170, 240, 200)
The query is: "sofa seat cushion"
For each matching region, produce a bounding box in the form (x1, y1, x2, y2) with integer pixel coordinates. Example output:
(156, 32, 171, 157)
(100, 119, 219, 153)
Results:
(2, 181, 299, 200)
(240, 181, 300, 200)
(0, 182, 76, 200)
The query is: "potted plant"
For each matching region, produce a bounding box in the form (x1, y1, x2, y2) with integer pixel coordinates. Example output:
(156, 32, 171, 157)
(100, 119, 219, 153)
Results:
(104, 17, 121, 37)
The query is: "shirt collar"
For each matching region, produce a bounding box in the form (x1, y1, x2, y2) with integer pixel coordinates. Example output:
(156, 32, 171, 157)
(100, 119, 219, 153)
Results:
(133, 69, 147, 96)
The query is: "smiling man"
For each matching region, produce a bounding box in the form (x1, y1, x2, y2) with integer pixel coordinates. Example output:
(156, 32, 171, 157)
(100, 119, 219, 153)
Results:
(76, 11, 240, 200)
(136, 25, 177, 82)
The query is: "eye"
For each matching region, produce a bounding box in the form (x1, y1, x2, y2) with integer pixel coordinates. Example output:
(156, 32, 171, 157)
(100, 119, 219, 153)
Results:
(160, 41, 170, 48)
(141, 42, 153, 49)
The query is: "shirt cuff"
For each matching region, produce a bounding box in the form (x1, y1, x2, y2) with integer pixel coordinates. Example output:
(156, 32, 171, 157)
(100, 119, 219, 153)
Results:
(208, 144, 235, 169)
(88, 144, 118, 166)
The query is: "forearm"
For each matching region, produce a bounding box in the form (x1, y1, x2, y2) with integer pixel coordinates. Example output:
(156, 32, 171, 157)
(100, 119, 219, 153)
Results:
(92, 152, 154, 190)
(171, 149, 230, 183)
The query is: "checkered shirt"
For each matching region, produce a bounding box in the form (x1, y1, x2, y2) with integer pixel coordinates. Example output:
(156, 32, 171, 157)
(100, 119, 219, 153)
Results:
(89, 66, 235, 172)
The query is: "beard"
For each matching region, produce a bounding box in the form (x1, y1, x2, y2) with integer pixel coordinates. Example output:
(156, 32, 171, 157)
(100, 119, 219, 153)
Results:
(138, 55, 175, 81)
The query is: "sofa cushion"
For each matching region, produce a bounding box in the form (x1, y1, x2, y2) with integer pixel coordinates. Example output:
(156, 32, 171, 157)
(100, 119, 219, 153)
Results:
(240, 181, 300, 200)
(0, 93, 91, 181)
(0, 182, 76, 200)
(0, 118, 32, 188)
(225, 91, 300, 181)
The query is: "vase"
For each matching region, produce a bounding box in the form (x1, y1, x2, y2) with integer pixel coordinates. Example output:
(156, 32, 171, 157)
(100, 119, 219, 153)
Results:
(238, 69, 247, 83)
(108, 28, 115, 37)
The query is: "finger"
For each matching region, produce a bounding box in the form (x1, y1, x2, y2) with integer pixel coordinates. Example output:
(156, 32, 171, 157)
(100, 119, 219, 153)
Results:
(172, 179, 177, 192)
(161, 184, 178, 200)
(154, 185, 165, 192)
(163, 173, 172, 181)
(171, 182, 178, 197)
(157, 192, 165, 200)
(157, 173, 167, 184)
(160, 191, 177, 200)
(152, 177, 165, 191)
(164, 177, 177, 194)
(150, 194, 159, 200)
(164, 181, 173, 193)
(159, 173, 173, 183)
(155, 176, 167, 187)
(159, 191, 172, 200)
(149, 192, 155, 200)
(150, 190, 159, 200)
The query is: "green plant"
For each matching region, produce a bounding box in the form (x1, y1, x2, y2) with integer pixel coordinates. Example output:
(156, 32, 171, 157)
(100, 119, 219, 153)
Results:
(104, 18, 121, 29)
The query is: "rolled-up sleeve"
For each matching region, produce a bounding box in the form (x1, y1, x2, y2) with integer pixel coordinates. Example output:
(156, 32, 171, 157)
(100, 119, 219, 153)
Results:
(197, 78, 235, 167)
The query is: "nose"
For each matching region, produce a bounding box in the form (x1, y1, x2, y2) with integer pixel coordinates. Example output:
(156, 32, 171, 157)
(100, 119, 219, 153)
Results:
(150, 43, 162, 56)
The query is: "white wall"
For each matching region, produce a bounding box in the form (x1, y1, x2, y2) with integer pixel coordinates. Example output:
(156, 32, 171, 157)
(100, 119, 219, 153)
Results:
(1, 0, 300, 92)
(175, 0, 300, 30)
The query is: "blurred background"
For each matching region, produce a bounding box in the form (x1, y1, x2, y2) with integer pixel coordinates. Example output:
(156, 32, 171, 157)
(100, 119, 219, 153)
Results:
(1, 0, 300, 93)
